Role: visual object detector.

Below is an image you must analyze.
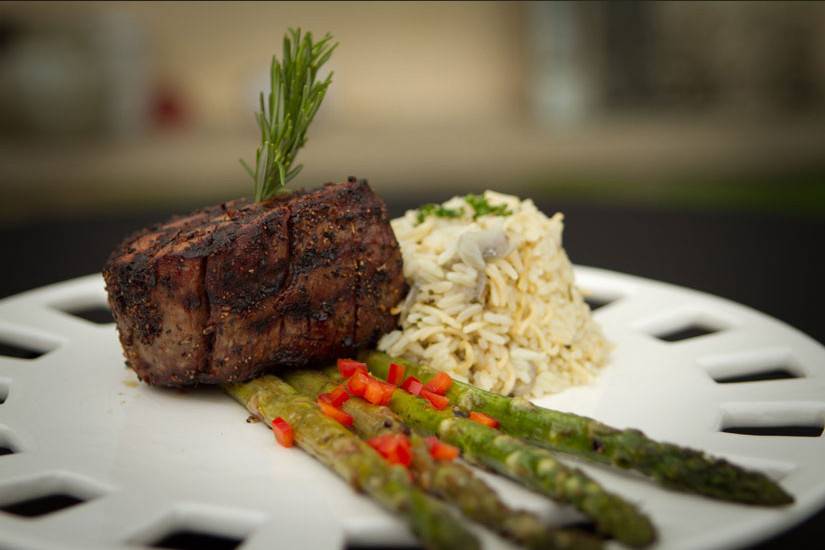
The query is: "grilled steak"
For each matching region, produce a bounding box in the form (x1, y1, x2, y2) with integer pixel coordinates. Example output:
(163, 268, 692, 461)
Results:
(103, 179, 406, 386)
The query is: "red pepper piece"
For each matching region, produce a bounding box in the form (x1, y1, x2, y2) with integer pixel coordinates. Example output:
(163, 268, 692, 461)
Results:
(469, 411, 499, 428)
(328, 384, 350, 407)
(387, 362, 406, 385)
(423, 371, 453, 395)
(337, 358, 368, 378)
(271, 417, 294, 448)
(421, 389, 450, 410)
(391, 436, 412, 466)
(400, 375, 424, 396)
(368, 434, 393, 459)
(379, 381, 396, 405)
(364, 378, 387, 405)
(347, 370, 370, 397)
(368, 433, 412, 467)
(318, 387, 350, 408)
(367, 434, 389, 452)
(424, 435, 459, 461)
(317, 398, 353, 426)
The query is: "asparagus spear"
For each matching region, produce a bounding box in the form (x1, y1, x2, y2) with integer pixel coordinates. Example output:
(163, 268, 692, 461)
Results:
(325, 368, 655, 547)
(282, 369, 602, 550)
(364, 351, 794, 506)
(223, 376, 479, 550)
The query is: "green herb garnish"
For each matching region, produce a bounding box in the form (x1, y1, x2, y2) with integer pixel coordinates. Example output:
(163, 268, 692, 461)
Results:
(465, 194, 512, 219)
(241, 28, 338, 202)
(416, 203, 465, 224)
(416, 194, 513, 224)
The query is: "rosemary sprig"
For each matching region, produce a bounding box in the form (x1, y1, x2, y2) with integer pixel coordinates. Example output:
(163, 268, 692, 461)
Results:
(241, 28, 338, 201)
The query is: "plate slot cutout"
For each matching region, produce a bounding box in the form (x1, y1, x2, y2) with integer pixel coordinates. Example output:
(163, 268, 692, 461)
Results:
(635, 309, 730, 343)
(720, 403, 824, 438)
(699, 348, 805, 384)
(584, 296, 613, 311)
(0, 340, 46, 360)
(581, 287, 623, 312)
(131, 506, 261, 550)
(656, 324, 718, 342)
(722, 426, 823, 437)
(1, 494, 85, 518)
(61, 305, 114, 325)
(715, 369, 798, 384)
(148, 530, 243, 550)
(0, 324, 61, 360)
(0, 471, 105, 519)
(50, 291, 114, 325)
(0, 428, 18, 457)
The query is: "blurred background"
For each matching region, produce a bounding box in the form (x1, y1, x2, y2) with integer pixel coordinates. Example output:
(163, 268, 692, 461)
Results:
(1, 1, 825, 321)
(0, 2, 824, 313)
(1, 2, 824, 546)
(2, 0, 825, 333)
(1, 1, 824, 221)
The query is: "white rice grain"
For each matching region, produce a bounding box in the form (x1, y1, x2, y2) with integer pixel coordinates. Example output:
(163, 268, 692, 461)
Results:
(377, 191, 609, 397)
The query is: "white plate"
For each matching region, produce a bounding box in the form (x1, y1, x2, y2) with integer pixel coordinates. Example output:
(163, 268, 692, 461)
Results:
(0, 268, 823, 550)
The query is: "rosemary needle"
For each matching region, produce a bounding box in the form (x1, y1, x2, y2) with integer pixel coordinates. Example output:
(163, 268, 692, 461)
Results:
(241, 28, 338, 201)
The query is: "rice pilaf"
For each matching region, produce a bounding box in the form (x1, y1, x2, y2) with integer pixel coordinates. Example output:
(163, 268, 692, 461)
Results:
(378, 191, 609, 397)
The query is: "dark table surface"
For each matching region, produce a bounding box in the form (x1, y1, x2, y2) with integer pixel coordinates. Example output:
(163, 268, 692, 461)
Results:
(1, 196, 823, 548)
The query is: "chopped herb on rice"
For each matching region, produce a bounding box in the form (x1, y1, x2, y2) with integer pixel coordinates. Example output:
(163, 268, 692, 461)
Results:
(379, 191, 609, 397)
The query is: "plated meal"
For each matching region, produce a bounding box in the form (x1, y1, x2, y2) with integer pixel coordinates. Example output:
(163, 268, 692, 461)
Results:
(95, 29, 797, 550)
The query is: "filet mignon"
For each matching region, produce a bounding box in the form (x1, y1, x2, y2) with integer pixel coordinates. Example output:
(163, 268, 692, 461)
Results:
(103, 179, 406, 386)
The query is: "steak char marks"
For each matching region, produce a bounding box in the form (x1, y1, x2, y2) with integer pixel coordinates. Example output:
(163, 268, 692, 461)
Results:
(103, 180, 405, 386)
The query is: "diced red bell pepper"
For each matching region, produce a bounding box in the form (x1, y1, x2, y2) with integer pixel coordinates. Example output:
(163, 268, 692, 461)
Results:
(387, 362, 406, 385)
(379, 381, 396, 405)
(420, 389, 450, 410)
(368, 434, 389, 454)
(317, 398, 353, 426)
(328, 384, 350, 407)
(364, 378, 384, 405)
(347, 370, 371, 397)
(364, 378, 395, 406)
(469, 411, 499, 428)
(318, 386, 350, 408)
(392, 437, 412, 466)
(400, 375, 424, 396)
(337, 358, 368, 378)
(367, 434, 387, 451)
(271, 417, 294, 448)
(368, 433, 412, 467)
(423, 371, 453, 395)
(424, 435, 459, 461)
